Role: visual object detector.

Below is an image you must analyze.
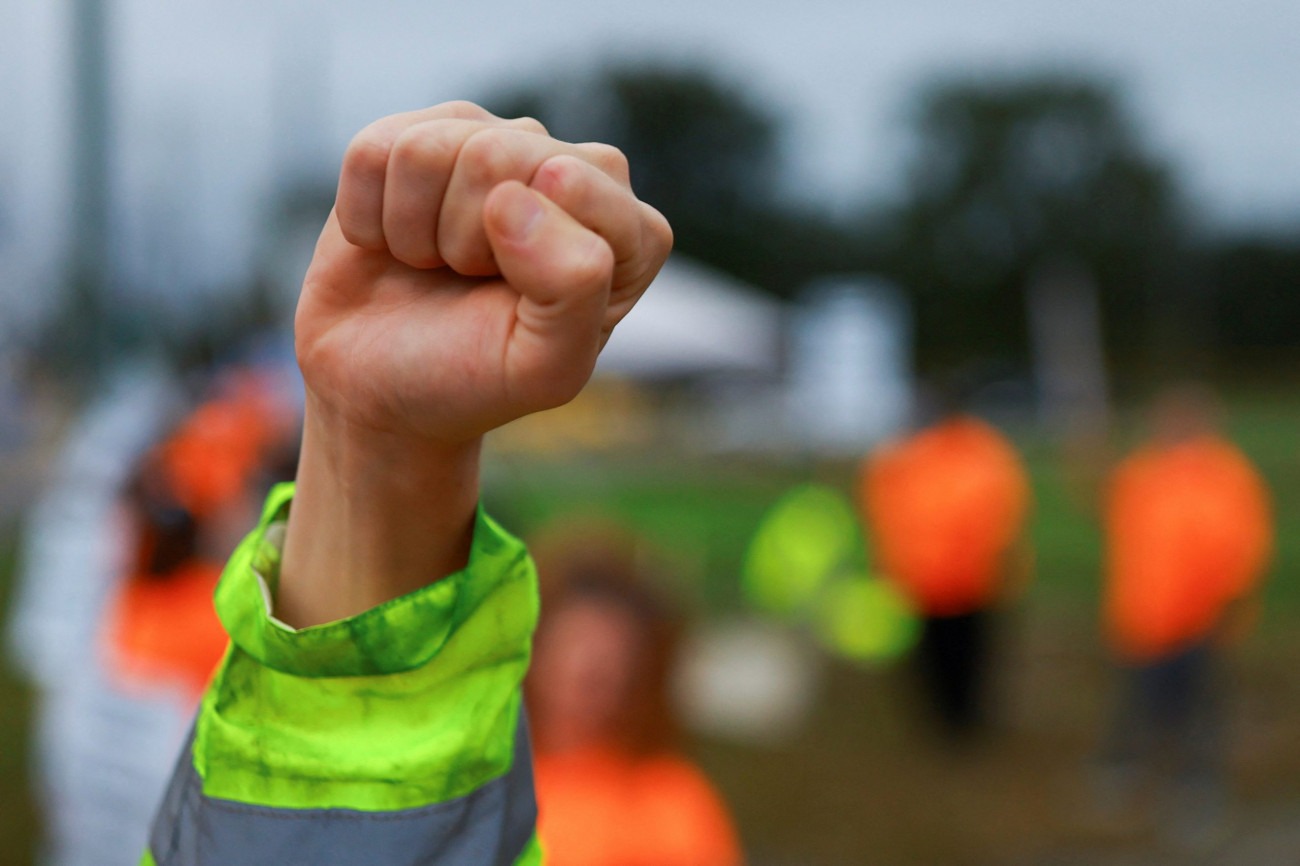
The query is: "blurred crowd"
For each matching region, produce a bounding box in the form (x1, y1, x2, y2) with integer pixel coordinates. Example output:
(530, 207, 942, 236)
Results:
(860, 387, 1272, 854)
(3, 360, 1279, 865)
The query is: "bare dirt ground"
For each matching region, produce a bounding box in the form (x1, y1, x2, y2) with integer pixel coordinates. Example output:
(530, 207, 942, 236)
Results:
(693, 601, 1300, 866)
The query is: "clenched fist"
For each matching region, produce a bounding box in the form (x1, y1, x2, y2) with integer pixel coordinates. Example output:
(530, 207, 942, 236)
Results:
(296, 100, 672, 444)
(279, 101, 672, 627)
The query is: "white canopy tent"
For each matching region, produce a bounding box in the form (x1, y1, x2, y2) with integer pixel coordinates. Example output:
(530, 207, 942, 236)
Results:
(595, 256, 784, 379)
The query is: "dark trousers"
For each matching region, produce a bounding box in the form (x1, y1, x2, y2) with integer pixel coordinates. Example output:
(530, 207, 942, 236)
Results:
(916, 609, 992, 737)
(1102, 642, 1223, 789)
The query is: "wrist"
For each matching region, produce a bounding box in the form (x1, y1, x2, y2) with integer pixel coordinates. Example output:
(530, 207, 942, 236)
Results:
(276, 391, 483, 628)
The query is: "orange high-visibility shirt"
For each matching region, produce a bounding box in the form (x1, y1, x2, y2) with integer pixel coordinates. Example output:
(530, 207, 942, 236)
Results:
(159, 396, 276, 519)
(535, 746, 741, 866)
(1104, 436, 1273, 662)
(862, 417, 1031, 617)
(103, 560, 229, 701)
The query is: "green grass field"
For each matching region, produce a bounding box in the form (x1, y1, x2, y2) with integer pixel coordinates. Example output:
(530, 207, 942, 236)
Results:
(490, 388, 1300, 616)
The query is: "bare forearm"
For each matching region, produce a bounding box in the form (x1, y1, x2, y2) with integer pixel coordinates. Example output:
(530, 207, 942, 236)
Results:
(276, 393, 481, 628)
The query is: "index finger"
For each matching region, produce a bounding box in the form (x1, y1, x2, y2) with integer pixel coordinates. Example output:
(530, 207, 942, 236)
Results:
(334, 102, 544, 250)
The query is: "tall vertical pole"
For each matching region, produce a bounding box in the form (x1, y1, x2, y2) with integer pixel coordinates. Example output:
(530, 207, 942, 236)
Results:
(70, 0, 111, 365)
(1028, 263, 1112, 506)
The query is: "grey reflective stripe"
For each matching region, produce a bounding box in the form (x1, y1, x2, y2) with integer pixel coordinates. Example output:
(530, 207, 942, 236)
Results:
(148, 713, 537, 866)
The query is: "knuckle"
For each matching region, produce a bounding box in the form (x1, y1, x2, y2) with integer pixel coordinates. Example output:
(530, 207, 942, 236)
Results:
(458, 128, 518, 184)
(507, 115, 549, 136)
(341, 126, 393, 180)
(535, 155, 588, 200)
(581, 142, 630, 182)
(644, 204, 674, 259)
(390, 122, 456, 170)
(437, 99, 493, 121)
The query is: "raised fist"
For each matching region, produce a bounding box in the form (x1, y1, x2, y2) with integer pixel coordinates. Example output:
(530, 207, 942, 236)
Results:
(295, 101, 672, 445)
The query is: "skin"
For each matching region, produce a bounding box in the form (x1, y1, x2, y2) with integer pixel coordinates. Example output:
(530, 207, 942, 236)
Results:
(276, 102, 673, 628)
(530, 598, 643, 754)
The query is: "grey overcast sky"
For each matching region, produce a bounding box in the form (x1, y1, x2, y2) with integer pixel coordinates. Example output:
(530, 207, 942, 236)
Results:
(2, 0, 1299, 325)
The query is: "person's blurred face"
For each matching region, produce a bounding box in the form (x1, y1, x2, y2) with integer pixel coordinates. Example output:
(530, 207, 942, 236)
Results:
(531, 597, 643, 751)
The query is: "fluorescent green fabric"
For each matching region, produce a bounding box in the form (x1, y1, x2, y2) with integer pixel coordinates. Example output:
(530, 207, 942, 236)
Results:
(195, 482, 540, 812)
(742, 483, 866, 617)
(516, 835, 544, 865)
(139, 852, 157, 866)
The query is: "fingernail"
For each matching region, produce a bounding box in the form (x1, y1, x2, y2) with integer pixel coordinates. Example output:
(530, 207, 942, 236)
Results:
(495, 185, 543, 242)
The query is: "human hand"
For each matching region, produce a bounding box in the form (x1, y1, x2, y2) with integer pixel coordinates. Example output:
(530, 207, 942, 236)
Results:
(279, 102, 671, 626)
(296, 100, 672, 446)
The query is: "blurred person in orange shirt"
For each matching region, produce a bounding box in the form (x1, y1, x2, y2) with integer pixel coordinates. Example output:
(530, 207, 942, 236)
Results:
(105, 369, 300, 700)
(1096, 387, 1272, 839)
(527, 539, 742, 866)
(101, 455, 229, 704)
(861, 404, 1032, 738)
(22, 367, 299, 866)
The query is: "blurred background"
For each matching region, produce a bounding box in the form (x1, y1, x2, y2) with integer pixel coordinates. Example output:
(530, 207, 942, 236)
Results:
(3, 0, 1300, 864)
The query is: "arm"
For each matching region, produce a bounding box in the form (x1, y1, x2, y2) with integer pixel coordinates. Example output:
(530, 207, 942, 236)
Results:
(143, 101, 671, 866)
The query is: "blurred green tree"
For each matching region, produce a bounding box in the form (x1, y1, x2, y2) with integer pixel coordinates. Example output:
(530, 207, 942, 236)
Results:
(1206, 239, 1300, 357)
(485, 64, 865, 299)
(880, 76, 1187, 369)
(487, 65, 1300, 376)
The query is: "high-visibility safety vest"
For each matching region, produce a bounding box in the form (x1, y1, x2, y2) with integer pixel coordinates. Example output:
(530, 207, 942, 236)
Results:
(141, 483, 542, 866)
(861, 417, 1031, 618)
(1104, 436, 1273, 662)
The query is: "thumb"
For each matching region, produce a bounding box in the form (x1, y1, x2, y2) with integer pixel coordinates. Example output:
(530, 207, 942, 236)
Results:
(484, 180, 614, 410)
